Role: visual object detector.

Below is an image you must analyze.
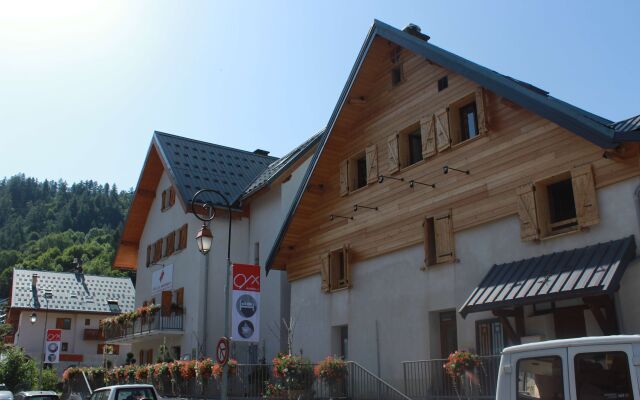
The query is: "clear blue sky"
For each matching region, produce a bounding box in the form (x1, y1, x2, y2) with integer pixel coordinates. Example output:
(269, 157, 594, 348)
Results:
(1, 1, 638, 190)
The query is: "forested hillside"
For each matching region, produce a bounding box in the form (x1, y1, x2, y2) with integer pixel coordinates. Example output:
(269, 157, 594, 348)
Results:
(0, 174, 133, 297)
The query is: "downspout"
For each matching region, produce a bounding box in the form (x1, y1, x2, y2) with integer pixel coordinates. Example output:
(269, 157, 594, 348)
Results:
(202, 247, 210, 358)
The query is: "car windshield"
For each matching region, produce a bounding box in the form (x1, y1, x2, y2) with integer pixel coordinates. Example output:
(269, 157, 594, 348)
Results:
(115, 389, 156, 400)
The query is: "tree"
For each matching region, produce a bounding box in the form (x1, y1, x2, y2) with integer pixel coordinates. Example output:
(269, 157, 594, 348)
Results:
(0, 346, 37, 392)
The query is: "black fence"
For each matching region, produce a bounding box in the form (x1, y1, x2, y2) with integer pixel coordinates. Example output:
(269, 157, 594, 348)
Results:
(102, 312, 183, 341)
(402, 356, 500, 400)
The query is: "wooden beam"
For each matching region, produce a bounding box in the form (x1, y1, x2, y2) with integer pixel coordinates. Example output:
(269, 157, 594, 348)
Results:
(584, 296, 619, 335)
(494, 310, 521, 345)
(515, 306, 525, 337)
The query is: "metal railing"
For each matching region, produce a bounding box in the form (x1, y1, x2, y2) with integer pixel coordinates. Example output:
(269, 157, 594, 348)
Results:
(83, 329, 105, 341)
(402, 356, 500, 400)
(102, 312, 183, 341)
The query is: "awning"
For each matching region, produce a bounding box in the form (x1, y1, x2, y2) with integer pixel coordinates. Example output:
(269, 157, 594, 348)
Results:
(459, 236, 636, 317)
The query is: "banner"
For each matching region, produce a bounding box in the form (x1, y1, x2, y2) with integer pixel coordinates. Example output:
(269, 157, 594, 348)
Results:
(45, 329, 61, 363)
(151, 264, 173, 295)
(231, 264, 260, 342)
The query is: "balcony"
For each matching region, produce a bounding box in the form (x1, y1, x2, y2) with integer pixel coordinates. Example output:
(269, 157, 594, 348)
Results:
(103, 312, 183, 344)
(83, 329, 105, 341)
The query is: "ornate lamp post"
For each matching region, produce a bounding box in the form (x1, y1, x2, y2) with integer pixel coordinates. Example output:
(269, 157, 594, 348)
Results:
(191, 188, 232, 400)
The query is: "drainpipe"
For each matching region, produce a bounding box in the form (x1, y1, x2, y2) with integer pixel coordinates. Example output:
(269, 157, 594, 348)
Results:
(202, 247, 210, 358)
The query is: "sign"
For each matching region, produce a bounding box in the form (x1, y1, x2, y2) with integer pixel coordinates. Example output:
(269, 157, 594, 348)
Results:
(151, 264, 173, 295)
(231, 264, 260, 342)
(216, 337, 229, 364)
(45, 329, 61, 364)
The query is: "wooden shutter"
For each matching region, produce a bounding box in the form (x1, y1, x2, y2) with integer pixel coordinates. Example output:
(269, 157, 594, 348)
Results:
(435, 108, 451, 152)
(343, 245, 352, 288)
(387, 133, 400, 173)
(154, 239, 163, 261)
(147, 349, 153, 364)
(56, 318, 64, 329)
(176, 287, 184, 308)
(475, 87, 488, 134)
(423, 217, 436, 268)
(169, 186, 176, 206)
(365, 144, 378, 184)
(516, 184, 540, 241)
(434, 211, 455, 264)
(178, 224, 188, 250)
(161, 190, 167, 210)
(320, 253, 330, 293)
(421, 116, 436, 159)
(571, 165, 599, 228)
(339, 159, 349, 196)
(166, 232, 175, 256)
(161, 290, 172, 316)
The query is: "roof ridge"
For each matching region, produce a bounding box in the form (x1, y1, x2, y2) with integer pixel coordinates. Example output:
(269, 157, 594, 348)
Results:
(14, 268, 132, 281)
(154, 131, 278, 160)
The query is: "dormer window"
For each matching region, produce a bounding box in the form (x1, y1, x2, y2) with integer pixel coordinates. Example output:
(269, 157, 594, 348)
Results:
(161, 186, 176, 211)
(107, 300, 120, 313)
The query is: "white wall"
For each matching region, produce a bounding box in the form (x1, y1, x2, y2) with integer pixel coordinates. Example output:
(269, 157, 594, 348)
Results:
(290, 177, 640, 387)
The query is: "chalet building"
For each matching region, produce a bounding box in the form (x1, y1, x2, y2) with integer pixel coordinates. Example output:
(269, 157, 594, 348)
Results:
(111, 131, 319, 363)
(265, 20, 640, 387)
(6, 269, 135, 374)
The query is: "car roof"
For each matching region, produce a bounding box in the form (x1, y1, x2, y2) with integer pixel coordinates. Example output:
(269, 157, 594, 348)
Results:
(95, 385, 155, 390)
(503, 335, 640, 354)
(16, 392, 58, 396)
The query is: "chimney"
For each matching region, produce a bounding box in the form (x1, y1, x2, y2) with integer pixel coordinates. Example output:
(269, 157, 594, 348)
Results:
(32, 273, 39, 288)
(253, 149, 270, 156)
(403, 23, 430, 42)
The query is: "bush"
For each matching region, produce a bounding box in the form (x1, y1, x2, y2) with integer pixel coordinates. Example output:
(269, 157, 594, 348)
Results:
(0, 347, 37, 392)
(40, 367, 60, 392)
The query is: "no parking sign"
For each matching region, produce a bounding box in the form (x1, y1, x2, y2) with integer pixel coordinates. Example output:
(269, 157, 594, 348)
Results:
(231, 264, 260, 342)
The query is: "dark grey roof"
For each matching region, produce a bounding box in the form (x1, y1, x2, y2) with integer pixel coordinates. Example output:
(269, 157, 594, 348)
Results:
(153, 131, 277, 207)
(613, 115, 640, 134)
(459, 236, 636, 317)
(11, 269, 135, 314)
(242, 130, 323, 199)
(265, 19, 636, 273)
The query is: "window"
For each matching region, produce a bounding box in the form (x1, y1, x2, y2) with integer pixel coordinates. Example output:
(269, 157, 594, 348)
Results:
(476, 319, 505, 355)
(177, 224, 188, 251)
(56, 318, 71, 330)
(398, 125, 423, 168)
(85, 319, 90, 326)
(517, 165, 599, 241)
(320, 246, 351, 292)
(517, 356, 564, 399)
(339, 145, 377, 196)
(115, 388, 156, 400)
(449, 94, 479, 145)
(423, 211, 455, 267)
(165, 231, 175, 257)
(161, 186, 176, 211)
(152, 239, 162, 262)
(61, 342, 68, 352)
(438, 76, 448, 92)
(574, 352, 633, 400)
(97, 344, 120, 355)
(391, 65, 403, 86)
(107, 300, 120, 314)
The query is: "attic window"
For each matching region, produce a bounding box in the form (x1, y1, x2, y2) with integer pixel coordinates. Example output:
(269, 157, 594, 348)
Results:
(107, 300, 120, 313)
(391, 65, 404, 87)
(438, 76, 448, 92)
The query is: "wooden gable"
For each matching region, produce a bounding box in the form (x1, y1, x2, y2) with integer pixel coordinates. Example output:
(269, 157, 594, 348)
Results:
(269, 35, 640, 281)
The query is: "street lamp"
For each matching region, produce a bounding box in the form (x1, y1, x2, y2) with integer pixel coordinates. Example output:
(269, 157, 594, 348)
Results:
(191, 188, 232, 400)
(32, 290, 53, 390)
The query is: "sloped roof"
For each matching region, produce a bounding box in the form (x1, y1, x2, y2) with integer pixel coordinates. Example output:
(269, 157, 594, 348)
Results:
(612, 115, 640, 142)
(154, 131, 277, 207)
(241, 130, 323, 199)
(265, 20, 637, 272)
(459, 236, 636, 317)
(10, 269, 135, 314)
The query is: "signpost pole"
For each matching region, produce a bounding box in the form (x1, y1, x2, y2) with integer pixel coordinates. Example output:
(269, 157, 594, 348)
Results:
(39, 294, 51, 389)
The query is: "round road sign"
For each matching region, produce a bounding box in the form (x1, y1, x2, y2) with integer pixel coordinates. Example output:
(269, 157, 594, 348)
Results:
(216, 337, 229, 365)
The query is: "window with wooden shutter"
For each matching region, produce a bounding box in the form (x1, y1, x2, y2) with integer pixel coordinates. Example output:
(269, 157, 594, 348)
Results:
(343, 245, 352, 288)
(320, 254, 330, 293)
(435, 108, 451, 152)
(365, 144, 378, 184)
(421, 116, 436, 159)
(571, 165, 599, 228)
(325, 246, 351, 291)
(161, 190, 167, 211)
(169, 186, 176, 207)
(165, 232, 175, 257)
(423, 217, 436, 268)
(339, 159, 349, 196)
(475, 87, 488, 134)
(161, 290, 172, 316)
(154, 239, 163, 262)
(434, 211, 455, 264)
(177, 224, 188, 250)
(176, 287, 184, 307)
(516, 184, 540, 241)
(146, 349, 153, 364)
(387, 133, 400, 174)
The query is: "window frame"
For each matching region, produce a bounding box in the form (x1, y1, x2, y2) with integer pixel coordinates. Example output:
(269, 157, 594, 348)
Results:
(423, 210, 455, 267)
(348, 151, 368, 192)
(56, 317, 71, 330)
(398, 123, 424, 169)
(535, 172, 579, 238)
(449, 93, 480, 147)
(514, 352, 568, 400)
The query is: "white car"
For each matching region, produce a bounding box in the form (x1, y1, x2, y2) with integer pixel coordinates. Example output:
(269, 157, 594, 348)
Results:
(0, 385, 12, 400)
(88, 385, 159, 400)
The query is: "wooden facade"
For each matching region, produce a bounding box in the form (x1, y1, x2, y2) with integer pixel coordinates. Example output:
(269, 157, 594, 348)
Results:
(271, 36, 640, 281)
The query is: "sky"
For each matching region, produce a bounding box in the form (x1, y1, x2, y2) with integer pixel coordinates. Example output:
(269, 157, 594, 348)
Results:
(0, 1, 638, 190)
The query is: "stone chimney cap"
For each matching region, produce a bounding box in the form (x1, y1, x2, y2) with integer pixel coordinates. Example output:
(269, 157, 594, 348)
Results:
(403, 23, 430, 42)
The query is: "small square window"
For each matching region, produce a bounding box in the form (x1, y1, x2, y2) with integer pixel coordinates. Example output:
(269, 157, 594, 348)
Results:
(61, 342, 68, 352)
(438, 76, 448, 92)
(107, 300, 121, 314)
(84, 319, 90, 326)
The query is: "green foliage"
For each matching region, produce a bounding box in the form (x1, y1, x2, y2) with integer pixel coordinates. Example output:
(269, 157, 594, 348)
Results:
(0, 174, 133, 297)
(40, 367, 61, 392)
(0, 346, 37, 392)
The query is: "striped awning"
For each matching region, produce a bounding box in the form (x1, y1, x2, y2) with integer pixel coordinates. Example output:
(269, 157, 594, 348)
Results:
(459, 236, 636, 317)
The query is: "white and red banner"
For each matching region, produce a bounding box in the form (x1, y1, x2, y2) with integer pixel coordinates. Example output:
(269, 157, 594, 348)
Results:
(151, 264, 173, 295)
(231, 264, 260, 342)
(45, 329, 62, 364)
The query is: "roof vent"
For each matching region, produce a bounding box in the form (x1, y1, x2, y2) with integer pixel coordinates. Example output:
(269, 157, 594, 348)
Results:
(403, 23, 430, 42)
(253, 149, 270, 156)
(32, 274, 39, 288)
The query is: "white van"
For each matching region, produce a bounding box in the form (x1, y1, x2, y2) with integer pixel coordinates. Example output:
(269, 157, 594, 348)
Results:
(496, 335, 640, 399)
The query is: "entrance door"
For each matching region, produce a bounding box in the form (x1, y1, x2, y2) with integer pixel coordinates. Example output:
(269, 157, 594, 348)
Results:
(554, 307, 586, 339)
(439, 311, 458, 358)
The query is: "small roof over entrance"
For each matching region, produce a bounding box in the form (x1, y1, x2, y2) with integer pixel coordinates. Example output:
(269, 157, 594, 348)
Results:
(459, 236, 636, 317)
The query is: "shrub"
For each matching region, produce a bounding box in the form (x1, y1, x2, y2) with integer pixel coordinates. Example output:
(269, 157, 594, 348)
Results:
(314, 356, 348, 383)
(272, 353, 312, 391)
(0, 347, 37, 392)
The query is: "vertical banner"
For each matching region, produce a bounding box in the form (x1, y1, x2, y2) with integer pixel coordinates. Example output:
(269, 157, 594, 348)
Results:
(45, 329, 62, 363)
(231, 264, 260, 342)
